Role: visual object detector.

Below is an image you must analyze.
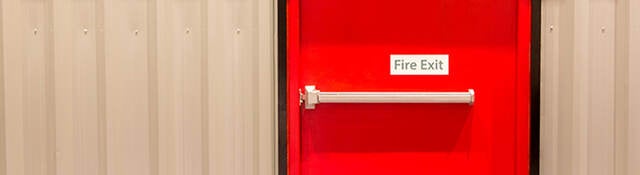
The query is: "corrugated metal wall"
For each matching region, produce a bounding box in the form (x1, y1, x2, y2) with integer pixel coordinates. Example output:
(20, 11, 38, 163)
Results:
(540, 0, 639, 174)
(2, 0, 639, 174)
(0, 0, 276, 174)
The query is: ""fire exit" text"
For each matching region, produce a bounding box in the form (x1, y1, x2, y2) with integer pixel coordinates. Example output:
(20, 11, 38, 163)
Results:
(393, 59, 445, 71)
(389, 54, 449, 75)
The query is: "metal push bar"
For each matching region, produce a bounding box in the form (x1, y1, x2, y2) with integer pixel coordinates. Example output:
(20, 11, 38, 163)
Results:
(301, 85, 475, 109)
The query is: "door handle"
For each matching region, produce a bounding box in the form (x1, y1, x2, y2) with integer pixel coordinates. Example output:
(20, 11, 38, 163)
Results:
(301, 85, 474, 109)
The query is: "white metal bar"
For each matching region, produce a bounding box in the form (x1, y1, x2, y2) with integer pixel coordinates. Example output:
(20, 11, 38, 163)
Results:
(302, 85, 474, 109)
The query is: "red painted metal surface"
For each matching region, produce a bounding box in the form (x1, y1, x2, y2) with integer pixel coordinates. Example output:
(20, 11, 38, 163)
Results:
(287, 0, 531, 174)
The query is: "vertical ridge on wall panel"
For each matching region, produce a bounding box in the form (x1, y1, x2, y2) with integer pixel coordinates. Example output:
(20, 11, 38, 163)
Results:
(540, 0, 560, 174)
(257, 0, 275, 173)
(45, 0, 57, 174)
(183, 0, 205, 173)
(147, 0, 159, 174)
(24, 0, 56, 173)
(156, 0, 205, 173)
(627, 0, 640, 174)
(238, 0, 259, 174)
(232, 0, 243, 173)
(52, 0, 104, 174)
(564, 2, 579, 175)
(0, 0, 5, 174)
(207, 0, 236, 174)
(231, 1, 242, 173)
(2, 1, 25, 174)
(52, 0, 74, 174)
(103, 0, 151, 174)
(614, 0, 629, 174)
(0, 0, 4, 173)
(95, 0, 107, 174)
(1, 2, 26, 174)
(200, 0, 210, 174)
(588, 0, 616, 174)
(571, 1, 589, 174)
(156, 0, 176, 173)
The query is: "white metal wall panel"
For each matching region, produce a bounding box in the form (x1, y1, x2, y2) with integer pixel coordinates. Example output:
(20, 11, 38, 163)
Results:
(541, 0, 640, 175)
(0, 0, 275, 174)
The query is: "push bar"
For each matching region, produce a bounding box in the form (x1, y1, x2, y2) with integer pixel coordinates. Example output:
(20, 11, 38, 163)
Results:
(301, 85, 474, 109)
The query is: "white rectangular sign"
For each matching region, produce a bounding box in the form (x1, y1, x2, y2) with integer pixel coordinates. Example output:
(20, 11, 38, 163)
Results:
(390, 54, 449, 75)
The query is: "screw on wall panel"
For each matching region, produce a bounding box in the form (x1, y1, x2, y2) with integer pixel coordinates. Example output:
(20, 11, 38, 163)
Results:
(235, 28, 241, 34)
(549, 25, 554, 32)
(186, 28, 190, 34)
(134, 29, 139, 35)
(33, 28, 38, 35)
(601, 26, 606, 33)
(83, 28, 88, 35)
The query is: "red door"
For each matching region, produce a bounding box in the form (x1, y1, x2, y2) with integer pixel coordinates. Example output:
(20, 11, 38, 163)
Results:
(287, 0, 531, 174)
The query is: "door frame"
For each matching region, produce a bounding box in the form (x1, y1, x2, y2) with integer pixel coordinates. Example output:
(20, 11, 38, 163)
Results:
(276, 0, 542, 174)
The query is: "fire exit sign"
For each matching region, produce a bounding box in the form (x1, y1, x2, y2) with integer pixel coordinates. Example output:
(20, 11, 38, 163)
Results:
(390, 54, 449, 75)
